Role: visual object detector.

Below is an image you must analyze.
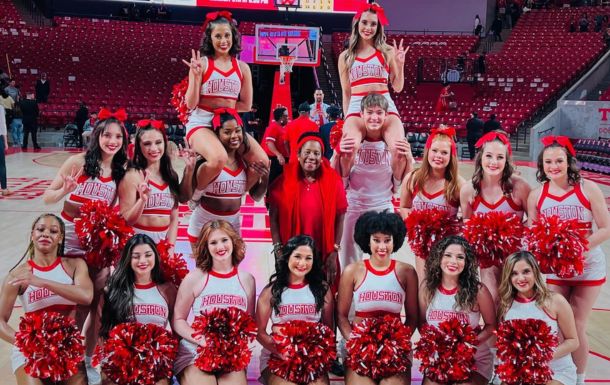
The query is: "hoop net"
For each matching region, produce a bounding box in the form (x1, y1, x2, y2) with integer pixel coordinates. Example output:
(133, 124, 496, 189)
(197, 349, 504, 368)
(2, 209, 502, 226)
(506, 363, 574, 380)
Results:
(279, 55, 296, 75)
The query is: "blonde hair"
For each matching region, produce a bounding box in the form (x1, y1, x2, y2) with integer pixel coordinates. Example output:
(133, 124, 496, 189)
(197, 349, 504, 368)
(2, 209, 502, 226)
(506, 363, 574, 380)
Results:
(497, 251, 552, 321)
(194, 220, 246, 271)
(409, 134, 460, 205)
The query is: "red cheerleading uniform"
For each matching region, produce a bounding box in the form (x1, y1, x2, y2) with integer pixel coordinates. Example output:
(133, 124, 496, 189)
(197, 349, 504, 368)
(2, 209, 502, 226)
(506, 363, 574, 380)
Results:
(412, 186, 459, 216)
(471, 194, 524, 219)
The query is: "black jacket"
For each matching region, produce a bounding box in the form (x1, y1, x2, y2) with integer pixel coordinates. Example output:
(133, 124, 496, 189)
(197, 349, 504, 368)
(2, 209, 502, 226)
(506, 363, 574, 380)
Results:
(19, 99, 39, 124)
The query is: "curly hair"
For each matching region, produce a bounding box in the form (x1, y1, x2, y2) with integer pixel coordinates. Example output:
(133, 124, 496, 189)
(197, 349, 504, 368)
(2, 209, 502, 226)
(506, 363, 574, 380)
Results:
(268, 235, 329, 315)
(84, 118, 128, 183)
(354, 210, 406, 255)
(193, 220, 245, 271)
(497, 251, 552, 321)
(471, 137, 515, 197)
(424, 236, 480, 311)
(536, 143, 581, 185)
(100, 234, 165, 338)
(200, 17, 242, 57)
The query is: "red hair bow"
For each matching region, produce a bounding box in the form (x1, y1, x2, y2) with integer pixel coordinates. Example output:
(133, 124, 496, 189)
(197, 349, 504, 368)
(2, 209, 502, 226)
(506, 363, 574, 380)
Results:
(353, 3, 389, 26)
(212, 107, 243, 130)
(475, 131, 512, 156)
(203, 10, 233, 31)
(98, 108, 127, 122)
(541, 135, 576, 156)
(136, 119, 165, 131)
(425, 126, 457, 156)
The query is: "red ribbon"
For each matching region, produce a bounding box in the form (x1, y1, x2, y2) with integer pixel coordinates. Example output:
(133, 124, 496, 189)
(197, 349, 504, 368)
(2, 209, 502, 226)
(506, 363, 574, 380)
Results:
(202, 10, 233, 31)
(136, 119, 165, 131)
(540, 135, 576, 156)
(98, 108, 127, 122)
(425, 126, 457, 156)
(475, 131, 512, 156)
(353, 3, 389, 26)
(212, 107, 243, 130)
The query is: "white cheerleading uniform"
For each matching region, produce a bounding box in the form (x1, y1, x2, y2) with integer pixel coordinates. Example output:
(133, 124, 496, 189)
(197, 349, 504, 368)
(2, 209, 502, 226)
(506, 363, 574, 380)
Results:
(346, 51, 399, 119)
(187, 164, 247, 242)
(411, 186, 459, 216)
(131, 282, 170, 328)
(353, 259, 405, 318)
(425, 286, 493, 380)
(174, 267, 248, 374)
(12, 258, 77, 373)
(503, 296, 576, 385)
(133, 180, 176, 243)
(62, 174, 117, 258)
(471, 194, 524, 219)
(341, 139, 395, 270)
(537, 182, 605, 286)
(260, 283, 323, 372)
(186, 57, 243, 142)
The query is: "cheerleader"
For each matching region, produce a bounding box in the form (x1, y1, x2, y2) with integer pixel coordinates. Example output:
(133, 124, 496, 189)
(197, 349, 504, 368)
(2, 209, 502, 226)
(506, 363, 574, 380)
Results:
(337, 2, 408, 170)
(527, 136, 610, 384)
(400, 126, 464, 280)
(460, 131, 530, 303)
(418, 235, 495, 385)
(118, 119, 195, 246)
(99, 234, 177, 385)
(187, 108, 269, 251)
(173, 220, 256, 385)
(498, 251, 578, 385)
(335, 92, 412, 270)
(41, 108, 128, 383)
(337, 210, 418, 385)
(0, 214, 93, 385)
(256, 235, 334, 385)
(182, 11, 268, 195)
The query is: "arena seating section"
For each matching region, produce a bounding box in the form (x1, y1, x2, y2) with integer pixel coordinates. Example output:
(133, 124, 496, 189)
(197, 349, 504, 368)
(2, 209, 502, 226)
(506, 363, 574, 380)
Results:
(333, 7, 606, 136)
(574, 138, 610, 175)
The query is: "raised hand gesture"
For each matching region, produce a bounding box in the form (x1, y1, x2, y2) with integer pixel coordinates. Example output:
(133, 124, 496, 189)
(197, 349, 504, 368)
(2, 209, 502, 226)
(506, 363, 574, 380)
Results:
(178, 143, 197, 172)
(392, 39, 409, 66)
(182, 49, 205, 78)
(137, 173, 151, 203)
(61, 165, 83, 195)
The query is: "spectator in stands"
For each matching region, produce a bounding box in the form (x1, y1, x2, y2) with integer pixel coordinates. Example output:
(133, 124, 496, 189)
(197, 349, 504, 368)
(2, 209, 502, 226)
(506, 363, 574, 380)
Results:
(466, 112, 484, 160)
(0, 69, 9, 86)
(262, 106, 289, 188)
(483, 114, 501, 134)
(474, 14, 483, 36)
(569, 17, 577, 33)
(10, 100, 22, 147)
(320, 105, 342, 160)
(4, 79, 20, 102)
(477, 51, 487, 74)
(491, 15, 503, 41)
(435, 83, 454, 112)
(310, 88, 330, 127)
(285, 102, 319, 159)
(579, 14, 589, 32)
(0, 89, 14, 128)
(82, 111, 98, 147)
(35, 72, 50, 103)
(241, 104, 260, 140)
(510, 2, 521, 27)
(595, 14, 604, 33)
(20, 93, 40, 150)
(75, 102, 89, 148)
(0, 105, 12, 196)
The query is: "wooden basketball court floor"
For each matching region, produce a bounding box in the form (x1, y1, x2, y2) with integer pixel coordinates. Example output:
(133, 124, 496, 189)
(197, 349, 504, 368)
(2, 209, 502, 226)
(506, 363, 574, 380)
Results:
(1, 148, 610, 384)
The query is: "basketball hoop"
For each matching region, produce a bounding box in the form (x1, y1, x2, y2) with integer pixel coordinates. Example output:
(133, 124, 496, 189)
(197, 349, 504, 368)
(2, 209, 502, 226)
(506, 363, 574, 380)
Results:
(279, 55, 296, 84)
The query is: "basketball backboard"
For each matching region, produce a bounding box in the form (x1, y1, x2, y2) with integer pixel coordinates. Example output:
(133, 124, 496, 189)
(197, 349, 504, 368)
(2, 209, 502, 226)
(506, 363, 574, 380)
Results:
(254, 24, 320, 67)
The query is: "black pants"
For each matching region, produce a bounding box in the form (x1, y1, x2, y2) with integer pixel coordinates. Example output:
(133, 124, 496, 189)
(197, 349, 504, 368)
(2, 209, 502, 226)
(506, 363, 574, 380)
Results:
(467, 134, 480, 160)
(0, 136, 6, 189)
(23, 121, 39, 149)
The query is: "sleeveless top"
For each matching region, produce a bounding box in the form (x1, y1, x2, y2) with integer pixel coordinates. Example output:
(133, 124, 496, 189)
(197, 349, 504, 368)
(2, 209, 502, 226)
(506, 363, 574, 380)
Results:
(131, 282, 170, 327)
(412, 185, 459, 216)
(353, 259, 405, 318)
(19, 258, 76, 314)
(270, 282, 321, 325)
(192, 267, 248, 314)
(536, 182, 593, 228)
(472, 194, 524, 218)
(202, 164, 247, 200)
(142, 180, 175, 216)
(347, 139, 393, 209)
(504, 296, 558, 333)
(426, 286, 480, 328)
(66, 174, 117, 208)
(349, 50, 390, 88)
(200, 57, 243, 101)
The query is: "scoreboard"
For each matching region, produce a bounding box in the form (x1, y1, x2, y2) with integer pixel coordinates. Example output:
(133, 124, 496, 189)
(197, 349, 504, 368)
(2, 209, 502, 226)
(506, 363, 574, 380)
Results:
(113, 0, 366, 13)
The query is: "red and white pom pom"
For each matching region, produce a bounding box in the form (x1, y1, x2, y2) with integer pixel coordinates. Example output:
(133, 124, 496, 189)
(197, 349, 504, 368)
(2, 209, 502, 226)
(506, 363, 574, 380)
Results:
(191, 307, 257, 373)
(415, 318, 479, 383)
(15, 312, 84, 382)
(171, 76, 190, 125)
(405, 208, 460, 259)
(74, 200, 134, 269)
(463, 211, 525, 268)
(329, 119, 344, 152)
(346, 315, 413, 380)
(268, 320, 337, 384)
(156, 239, 189, 287)
(495, 318, 558, 385)
(527, 214, 588, 278)
(93, 322, 178, 385)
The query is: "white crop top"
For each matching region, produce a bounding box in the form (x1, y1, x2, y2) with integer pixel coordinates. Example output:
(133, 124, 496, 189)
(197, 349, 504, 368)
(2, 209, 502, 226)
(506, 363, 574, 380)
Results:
(425, 286, 480, 328)
(412, 186, 459, 216)
(142, 180, 175, 216)
(19, 258, 76, 314)
(66, 174, 117, 207)
(192, 267, 248, 315)
(202, 164, 247, 200)
(270, 282, 321, 325)
(536, 182, 593, 227)
(353, 259, 405, 318)
(131, 282, 170, 327)
(200, 57, 243, 101)
(349, 50, 389, 88)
